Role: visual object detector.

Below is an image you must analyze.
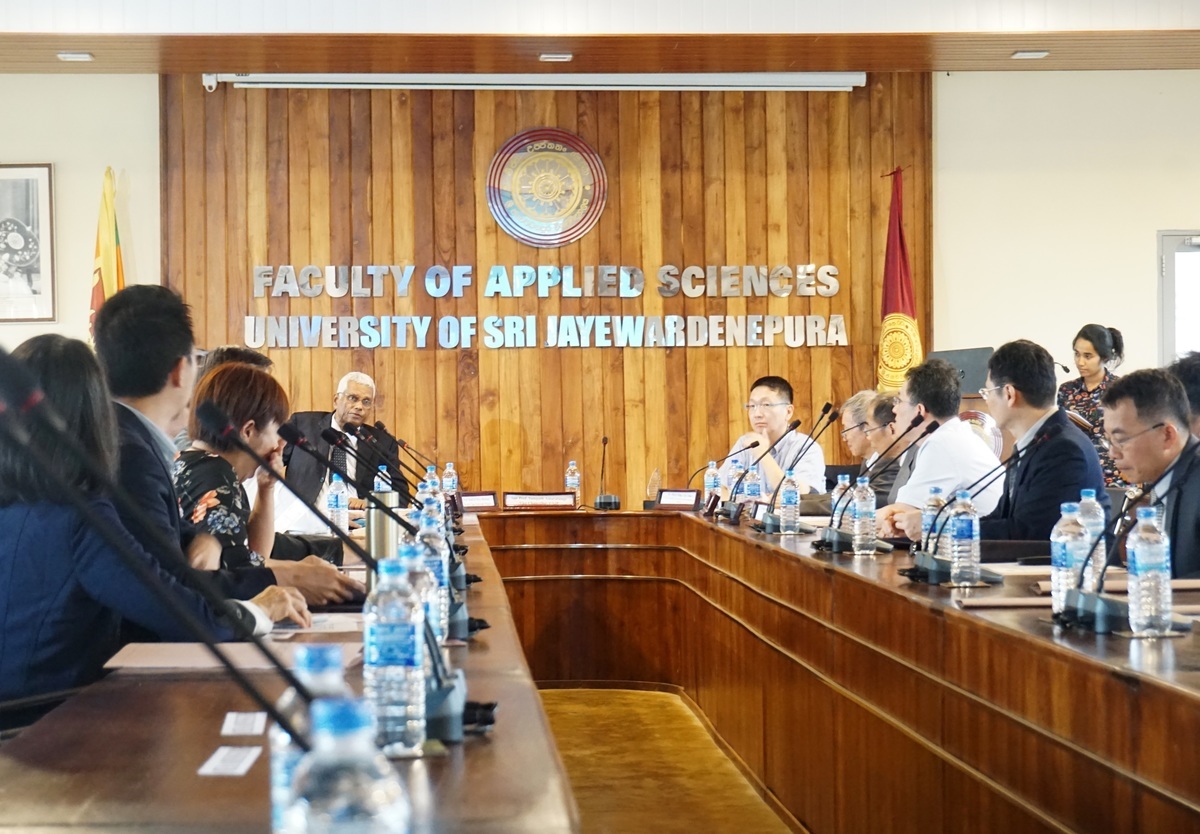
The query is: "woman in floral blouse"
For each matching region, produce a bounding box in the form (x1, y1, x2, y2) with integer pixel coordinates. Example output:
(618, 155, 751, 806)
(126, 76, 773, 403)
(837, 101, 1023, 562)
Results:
(1056, 323, 1126, 487)
(174, 363, 289, 570)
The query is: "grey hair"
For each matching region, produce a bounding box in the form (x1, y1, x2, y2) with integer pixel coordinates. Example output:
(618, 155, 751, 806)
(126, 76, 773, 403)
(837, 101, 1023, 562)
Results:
(842, 389, 877, 426)
(336, 371, 376, 397)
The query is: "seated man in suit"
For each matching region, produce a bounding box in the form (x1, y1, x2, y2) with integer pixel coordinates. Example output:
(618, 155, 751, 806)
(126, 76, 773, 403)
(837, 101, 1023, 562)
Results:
(1101, 369, 1200, 578)
(877, 358, 1004, 536)
(1167, 351, 1200, 438)
(283, 371, 404, 511)
(94, 285, 355, 607)
(892, 340, 1110, 542)
(802, 389, 876, 515)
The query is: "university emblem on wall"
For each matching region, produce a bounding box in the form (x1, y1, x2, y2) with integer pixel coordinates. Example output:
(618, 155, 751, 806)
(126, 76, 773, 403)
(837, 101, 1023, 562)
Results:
(486, 128, 607, 249)
(877, 312, 923, 391)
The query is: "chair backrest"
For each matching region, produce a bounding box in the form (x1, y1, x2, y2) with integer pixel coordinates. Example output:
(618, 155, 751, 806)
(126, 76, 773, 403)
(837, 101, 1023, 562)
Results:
(824, 464, 860, 491)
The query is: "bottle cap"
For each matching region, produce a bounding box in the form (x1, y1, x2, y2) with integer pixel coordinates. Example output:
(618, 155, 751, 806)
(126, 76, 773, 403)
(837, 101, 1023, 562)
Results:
(1136, 507, 1157, 521)
(331, 473, 342, 482)
(1080, 489, 1096, 500)
(311, 697, 373, 736)
(1061, 502, 1080, 514)
(294, 644, 344, 675)
(708, 460, 717, 468)
(377, 558, 405, 577)
(956, 490, 970, 500)
(569, 460, 577, 467)
(929, 486, 942, 495)
(785, 468, 794, 477)
(856, 475, 869, 485)
(838, 473, 851, 482)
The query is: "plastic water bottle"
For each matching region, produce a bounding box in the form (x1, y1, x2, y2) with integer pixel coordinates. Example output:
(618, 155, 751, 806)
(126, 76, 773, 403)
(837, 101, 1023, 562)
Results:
(1078, 488, 1106, 591)
(778, 469, 801, 535)
(417, 502, 451, 640)
(830, 473, 852, 530)
(424, 467, 446, 521)
(728, 459, 745, 500)
(947, 490, 981, 586)
(373, 465, 391, 494)
(703, 461, 721, 502)
(1049, 502, 1090, 614)
(397, 542, 438, 657)
(919, 486, 946, 553)
(1127, 507, 1173, 636)
(742, 465, 763, 502)
(284, 697, 410, 833)
(327, 473, 349, 534)
(362, 559, 426, 757)
(270, 645, 350, 834)
(414, 478, 432, 510)
(564, 460, 581, 506)
(851, 476, 876, 556)
(441, 462, 458, 494)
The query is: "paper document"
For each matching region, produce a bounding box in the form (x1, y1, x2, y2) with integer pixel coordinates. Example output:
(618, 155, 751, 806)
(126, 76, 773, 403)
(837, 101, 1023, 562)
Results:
(198, 746, 261, 777)
(955, 596, 1052, 609)
(104, 642, 361, 671)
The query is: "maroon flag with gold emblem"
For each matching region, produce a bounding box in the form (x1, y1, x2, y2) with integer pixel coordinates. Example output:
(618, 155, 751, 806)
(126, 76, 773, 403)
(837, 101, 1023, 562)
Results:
(876, 167, 922, 390)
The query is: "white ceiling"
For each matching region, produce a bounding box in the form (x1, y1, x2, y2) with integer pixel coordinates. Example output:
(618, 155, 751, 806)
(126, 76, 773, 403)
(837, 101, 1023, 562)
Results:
(2, 0, 1196, 35)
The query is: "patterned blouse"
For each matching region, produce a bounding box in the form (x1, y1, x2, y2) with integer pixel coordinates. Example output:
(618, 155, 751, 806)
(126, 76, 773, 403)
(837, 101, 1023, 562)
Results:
(1057, 370, 1125, 487)
(173, 449, 264, 570)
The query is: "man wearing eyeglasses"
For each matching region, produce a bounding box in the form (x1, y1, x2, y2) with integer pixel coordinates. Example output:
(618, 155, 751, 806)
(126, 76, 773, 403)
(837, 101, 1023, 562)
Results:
(718, 375, 826, 499)
(1101, 369, 1200, 578)
(801, 389, 878, 514)
(282, 371, 403, 511)
(890, 341, 1109, 543)
(877, 358, 1004, 537)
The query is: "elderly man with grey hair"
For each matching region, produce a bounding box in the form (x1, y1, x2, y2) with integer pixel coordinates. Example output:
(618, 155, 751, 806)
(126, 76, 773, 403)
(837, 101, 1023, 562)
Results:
(282, 371, 405, 510)
(800, 389, 883, 516)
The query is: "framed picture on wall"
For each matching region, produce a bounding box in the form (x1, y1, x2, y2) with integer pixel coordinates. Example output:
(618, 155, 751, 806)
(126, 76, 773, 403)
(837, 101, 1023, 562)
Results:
(0, 164, 55, 322)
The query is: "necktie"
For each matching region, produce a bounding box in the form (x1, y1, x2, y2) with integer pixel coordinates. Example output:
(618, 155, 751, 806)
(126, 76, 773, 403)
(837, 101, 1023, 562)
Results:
(330, 442, 347, 485)
(1114, 488, 1150, 567)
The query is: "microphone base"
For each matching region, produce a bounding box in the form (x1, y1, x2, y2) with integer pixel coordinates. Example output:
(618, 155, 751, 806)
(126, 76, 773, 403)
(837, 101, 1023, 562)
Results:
(901, 548, 1004, 586)
(717, 500, 743, 524)
(760, 513, 817, 535)
(425, 668, 467, 745)
(817, 526, 896, 554)
(1057, 590, 1192, 634)
(595, 494, 621, 511)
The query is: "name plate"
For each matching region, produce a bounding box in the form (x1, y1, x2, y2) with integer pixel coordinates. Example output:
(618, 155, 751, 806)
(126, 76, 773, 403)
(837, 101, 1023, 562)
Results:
(752, 501, 771, 522)
(654, 489, 702, 511)
(459, 491, 499, 511)
(503, 491, 578, 510)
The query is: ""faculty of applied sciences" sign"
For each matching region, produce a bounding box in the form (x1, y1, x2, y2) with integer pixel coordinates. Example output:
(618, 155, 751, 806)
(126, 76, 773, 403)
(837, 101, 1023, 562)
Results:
(245, 263, 849, 350)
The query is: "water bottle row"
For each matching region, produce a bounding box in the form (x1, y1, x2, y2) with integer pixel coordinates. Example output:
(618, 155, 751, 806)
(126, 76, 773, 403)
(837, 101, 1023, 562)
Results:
(1050, 496, 1173, 635)
(328, 460, 460, 535)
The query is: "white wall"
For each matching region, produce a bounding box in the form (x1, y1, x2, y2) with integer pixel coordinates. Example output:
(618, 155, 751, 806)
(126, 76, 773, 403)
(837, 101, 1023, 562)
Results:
(0, 74, 160, 351)
(933, 70, 1200, 375)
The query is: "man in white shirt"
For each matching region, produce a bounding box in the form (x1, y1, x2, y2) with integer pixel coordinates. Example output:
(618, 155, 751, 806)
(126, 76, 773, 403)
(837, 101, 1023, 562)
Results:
(718, 375, 826, 499)
(877, 358, 1003, 536)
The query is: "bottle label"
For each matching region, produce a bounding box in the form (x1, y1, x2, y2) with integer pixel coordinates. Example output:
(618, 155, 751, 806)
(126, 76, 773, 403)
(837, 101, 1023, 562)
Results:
(704, 475, 720, 493)
(745, 481, 762, 499)
(425, 556, 447, 584)
(781, 487, 799, 507)
(1130, 542, 1168, 574)
(363, 622, 421, 667)
(1051, 540, 1069, 569)
(951, 516, 978, 540)
(855, 500, 875, 521)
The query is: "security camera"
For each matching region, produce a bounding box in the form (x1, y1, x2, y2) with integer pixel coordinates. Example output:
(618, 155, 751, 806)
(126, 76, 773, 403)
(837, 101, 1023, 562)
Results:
(202, 74, 218, 93)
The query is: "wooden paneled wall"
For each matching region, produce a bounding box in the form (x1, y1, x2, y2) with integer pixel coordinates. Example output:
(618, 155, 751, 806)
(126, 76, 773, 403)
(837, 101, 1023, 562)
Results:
(162, 74, 931, 498)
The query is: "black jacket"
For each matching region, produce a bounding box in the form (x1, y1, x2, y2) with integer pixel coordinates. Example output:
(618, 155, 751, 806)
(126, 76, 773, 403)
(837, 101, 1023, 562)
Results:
(980, 408, 1111, 541)
(1162, 438, 1200, 579)
(114, 404, 275, 600)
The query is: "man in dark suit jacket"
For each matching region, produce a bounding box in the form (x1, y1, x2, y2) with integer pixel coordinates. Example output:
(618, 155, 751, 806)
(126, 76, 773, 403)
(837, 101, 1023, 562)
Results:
(283, 371, 405, 509)
(892, 340, 1110, 543)
(1102, 369, 1200, 578)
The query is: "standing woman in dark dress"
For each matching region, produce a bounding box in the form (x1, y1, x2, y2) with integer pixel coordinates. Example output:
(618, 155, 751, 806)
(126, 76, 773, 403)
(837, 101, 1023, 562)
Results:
(1057, 323, 1125, 486)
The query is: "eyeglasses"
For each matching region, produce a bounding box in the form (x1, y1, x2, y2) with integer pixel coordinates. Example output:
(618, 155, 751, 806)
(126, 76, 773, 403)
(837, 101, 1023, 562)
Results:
(1099, 422, 1165, 452)
(978, 384, 1005, 400)
(862, 422, 893, 435)
(340, 393, 374, 408)
(744, 402, 788, 412)
(840, 421, 866, 437)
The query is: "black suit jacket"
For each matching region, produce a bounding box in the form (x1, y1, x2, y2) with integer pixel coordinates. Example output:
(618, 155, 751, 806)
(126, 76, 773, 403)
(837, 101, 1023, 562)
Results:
(1163, 438, 1200, 579)
(114, 405, 275, 601)
(980, 409, 1111, 541)
(282, 411, 404, 504)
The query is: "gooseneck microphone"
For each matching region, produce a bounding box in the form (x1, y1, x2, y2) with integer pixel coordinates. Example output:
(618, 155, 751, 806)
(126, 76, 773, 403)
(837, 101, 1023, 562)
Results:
(720, 420, 801, 523)
(686, 440, 761, 487)
(830, 416, 930, 530)
(0, 350, 313, 749)
(317, 427, 421, 511)
(390, 424, 437, 468)
(345, 425, 421, 496)
(364, 421, 427, 483)
(596, 436, 620, 510)
(768, 408, 838, 513)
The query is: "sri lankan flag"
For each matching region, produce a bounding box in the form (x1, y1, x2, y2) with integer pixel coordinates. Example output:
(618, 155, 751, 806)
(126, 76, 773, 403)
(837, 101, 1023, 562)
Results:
(89, 167, 124, 338)
(877, 167, 923, 391)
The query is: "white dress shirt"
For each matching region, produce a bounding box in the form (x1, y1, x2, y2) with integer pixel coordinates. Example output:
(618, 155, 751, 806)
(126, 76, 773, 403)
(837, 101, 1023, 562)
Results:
(895, 417, 1004, 515)
(717, 430, 827, 496)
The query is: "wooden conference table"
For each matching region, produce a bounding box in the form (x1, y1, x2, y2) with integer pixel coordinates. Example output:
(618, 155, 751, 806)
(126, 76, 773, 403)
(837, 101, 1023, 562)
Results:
(3, 510, 1200, 833)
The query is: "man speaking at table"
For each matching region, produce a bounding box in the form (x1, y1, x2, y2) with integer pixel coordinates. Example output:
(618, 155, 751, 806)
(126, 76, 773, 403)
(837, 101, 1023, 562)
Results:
(283, 371, 404, 510)
(718, 375, 826, 497)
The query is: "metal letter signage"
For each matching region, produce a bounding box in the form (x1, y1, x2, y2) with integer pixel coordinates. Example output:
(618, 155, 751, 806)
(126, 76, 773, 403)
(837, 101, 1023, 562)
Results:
(486, 128, 607, 249)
